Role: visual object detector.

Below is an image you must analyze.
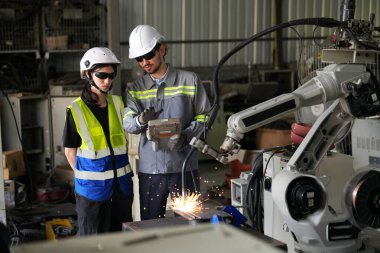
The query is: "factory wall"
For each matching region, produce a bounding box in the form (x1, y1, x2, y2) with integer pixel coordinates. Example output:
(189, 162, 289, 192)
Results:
(119, 0, 380, 69)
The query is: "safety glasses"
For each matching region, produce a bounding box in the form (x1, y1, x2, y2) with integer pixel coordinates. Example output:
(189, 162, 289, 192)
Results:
(94, 71, 116, 80)
(135, 43, 161, 62)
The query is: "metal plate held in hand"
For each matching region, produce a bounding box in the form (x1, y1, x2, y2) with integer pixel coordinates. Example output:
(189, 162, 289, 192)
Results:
(147, 118, 181, 151)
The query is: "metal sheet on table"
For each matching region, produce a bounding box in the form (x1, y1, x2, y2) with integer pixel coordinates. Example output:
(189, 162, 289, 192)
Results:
(123, 216, 191, 231)
(172, 201, 230, 221)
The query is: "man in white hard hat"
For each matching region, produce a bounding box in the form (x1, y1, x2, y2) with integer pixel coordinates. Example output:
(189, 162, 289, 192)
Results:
(63, 47, 133, 235)
(123, 25, 211, 220)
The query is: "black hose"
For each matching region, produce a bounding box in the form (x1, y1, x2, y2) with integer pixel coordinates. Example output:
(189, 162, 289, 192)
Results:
(181, 17, 342, 196)
(181, 147, 197, 197)
(245, 153, 264, 232)
(209, 18, 341, 129)
(212, 18, 341, 118)
(344, 28, 380, 51)
(1, 91, 34, 203)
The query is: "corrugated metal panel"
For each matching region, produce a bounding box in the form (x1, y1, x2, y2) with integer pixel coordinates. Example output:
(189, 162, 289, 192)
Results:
(119, 0, 275, 68)
(119, 0, 379, 68)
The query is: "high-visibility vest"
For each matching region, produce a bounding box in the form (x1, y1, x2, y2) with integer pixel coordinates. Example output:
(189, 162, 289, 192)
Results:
(69, 95, 132, 201)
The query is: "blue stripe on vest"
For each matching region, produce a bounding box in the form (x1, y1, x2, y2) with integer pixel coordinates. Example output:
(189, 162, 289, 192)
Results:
(75, 154, 131, 201)
(75, 178, 113, 201)
(76, 154, 129, 172)
(76, 156, 113, 172)
(118, 173, 133, 196)
(75, 172, 133, 201)
(115, 154, 129, 168)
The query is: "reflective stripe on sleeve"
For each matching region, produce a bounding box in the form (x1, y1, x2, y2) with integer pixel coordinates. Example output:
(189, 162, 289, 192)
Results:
(194, 114, 208, 122)
(129, 89, 157, 99)
(164, 85, 195, 96)
(124, 110, 137, 117)
(129, 85, 196, 101)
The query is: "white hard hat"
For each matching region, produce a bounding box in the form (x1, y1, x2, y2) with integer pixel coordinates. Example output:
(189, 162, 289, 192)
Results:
(129, 25, 164, 59)
(80, 47, 120, 79)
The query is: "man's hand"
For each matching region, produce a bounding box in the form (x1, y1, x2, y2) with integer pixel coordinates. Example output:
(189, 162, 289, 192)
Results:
(168, 134, 187, 151)
(138, 107, 162, 124)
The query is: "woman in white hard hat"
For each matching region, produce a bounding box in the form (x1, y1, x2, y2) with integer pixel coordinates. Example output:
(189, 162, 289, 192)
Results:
(63, 47, 133, 236)
(123, 25, 211, 220)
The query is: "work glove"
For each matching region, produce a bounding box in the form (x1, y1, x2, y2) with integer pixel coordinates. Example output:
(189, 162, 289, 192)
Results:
(138, 107, 162, 125)
(167, 134, 187, 151)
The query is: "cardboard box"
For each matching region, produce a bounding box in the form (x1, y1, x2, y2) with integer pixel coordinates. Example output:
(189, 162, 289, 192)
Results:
(45, 35, 68, 50)
(3, 150, 26, 180)
(255, 128, 291, 149)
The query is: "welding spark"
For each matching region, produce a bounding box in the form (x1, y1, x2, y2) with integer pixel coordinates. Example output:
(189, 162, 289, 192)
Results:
(168, 192, 202, 212)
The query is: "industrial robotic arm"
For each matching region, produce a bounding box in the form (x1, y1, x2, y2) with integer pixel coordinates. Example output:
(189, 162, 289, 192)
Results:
(204, 63, 380, 253)
(218, 64, 371, 155)
(270, 84, 380, 253)
(196, 62, 380, 252)
(191, 0, 380, 163)
(190, 63, 373, 162)
(189, 1, 380, 252)
(190, 54, 380, 253)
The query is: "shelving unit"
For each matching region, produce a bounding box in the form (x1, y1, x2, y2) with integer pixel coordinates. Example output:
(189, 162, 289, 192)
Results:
(0, 5, 42, 92)
(0, 2, 108, 171)
(0, 3, 107, 92)
(42, 4, 108, 90)
(0, 7, 40, 51)
(0, 94, 50, 173)
(42, 6, 106, 51)
(0, 52, 43, 91)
